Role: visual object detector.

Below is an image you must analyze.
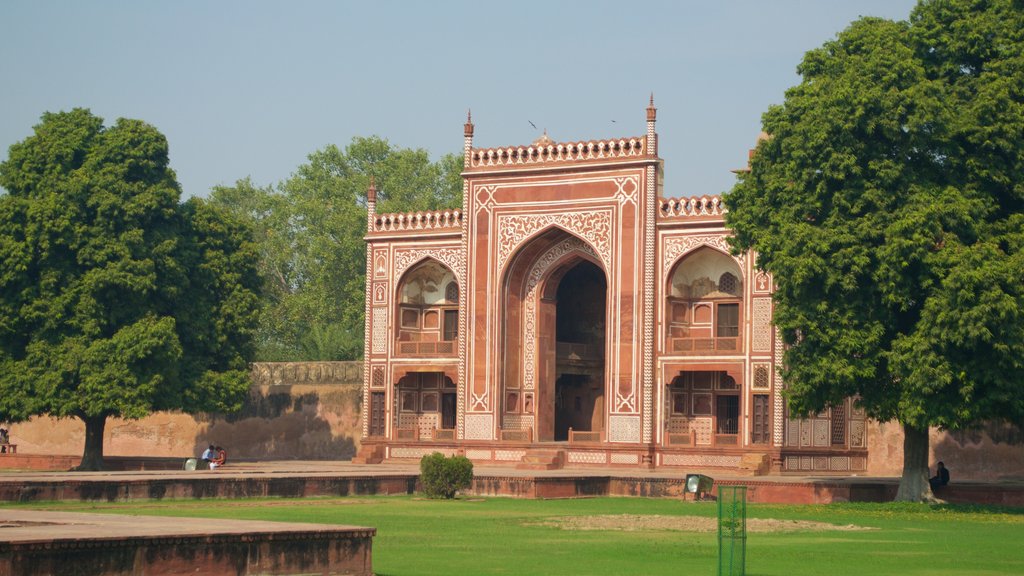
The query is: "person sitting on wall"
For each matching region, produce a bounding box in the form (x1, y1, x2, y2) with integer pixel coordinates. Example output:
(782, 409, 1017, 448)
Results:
(0, 428, 8, 453)
(929, 461, 950, 491)
(201, 444, 215, 467)
(210, 446, 227, 470)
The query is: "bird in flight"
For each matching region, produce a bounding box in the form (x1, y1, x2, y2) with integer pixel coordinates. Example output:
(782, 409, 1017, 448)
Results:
(528, 120, 537, 129)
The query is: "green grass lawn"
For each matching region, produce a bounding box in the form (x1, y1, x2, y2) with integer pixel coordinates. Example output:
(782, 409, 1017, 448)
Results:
(9, 497, 1024, 575)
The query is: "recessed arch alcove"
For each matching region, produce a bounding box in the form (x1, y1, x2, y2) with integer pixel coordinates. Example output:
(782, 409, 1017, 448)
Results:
(500, 227, 608, 442)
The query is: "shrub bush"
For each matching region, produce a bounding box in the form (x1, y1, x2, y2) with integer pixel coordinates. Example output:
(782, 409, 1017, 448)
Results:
(420, 452, 474, 499)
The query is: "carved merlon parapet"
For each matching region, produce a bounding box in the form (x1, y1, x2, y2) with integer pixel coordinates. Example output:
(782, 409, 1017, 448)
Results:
(372, 209, 463, 233)
(659, 195, 726, 219)
(470, 136, 647, 168)
(251, 361, 364, 387)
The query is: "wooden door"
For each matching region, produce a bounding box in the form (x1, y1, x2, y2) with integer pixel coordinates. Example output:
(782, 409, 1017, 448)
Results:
(369, 392, 386, 437)
(752, 394, 769, 444)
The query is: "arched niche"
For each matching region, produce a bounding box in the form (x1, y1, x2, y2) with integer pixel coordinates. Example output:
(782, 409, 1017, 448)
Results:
(500, 227, 607, 442)
(395, 259, 459, 356)
(666, 247, 744, 355)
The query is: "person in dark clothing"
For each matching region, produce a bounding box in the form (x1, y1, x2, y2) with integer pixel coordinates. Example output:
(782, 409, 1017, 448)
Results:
(929, 461, 950, 491)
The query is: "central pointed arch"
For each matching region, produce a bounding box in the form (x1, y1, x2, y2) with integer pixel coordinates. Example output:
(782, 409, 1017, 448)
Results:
(499, 227, 608, 442)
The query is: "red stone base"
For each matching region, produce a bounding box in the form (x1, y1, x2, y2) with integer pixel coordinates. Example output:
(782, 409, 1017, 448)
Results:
(0, 510, 374, 576)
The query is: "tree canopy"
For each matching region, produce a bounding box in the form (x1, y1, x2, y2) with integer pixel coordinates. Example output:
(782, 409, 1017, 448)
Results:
(0, 109, 261, 470)
(209, 136, 462, 361)
(725, 0, 1024, 501)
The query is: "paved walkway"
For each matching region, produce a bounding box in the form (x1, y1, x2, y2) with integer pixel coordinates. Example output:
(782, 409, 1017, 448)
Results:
(0, 459, 908, 484)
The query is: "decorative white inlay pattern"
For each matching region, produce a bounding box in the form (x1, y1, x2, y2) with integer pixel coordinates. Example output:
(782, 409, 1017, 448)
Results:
(464, 414, 494, 440)
(752, 298, 772, 352)
(522, 237, 599, 390)
(390, 447, 453, 459)
(371, 308, 388, 354)
(773, 328, 785, 447)
(608, 415, 641, 443)
(661, 454, 742, 468)
(568, 451, 607, 464)
(497, 210, 612, 272)
(663, 235, 744, 275)
(830, 456, 851, 471)
(394, 247, 465, 283)
(495, 450, 526, 461)
(465, 449, 492, 460)
(754, 270, 771, 293)
(610, 453, 639, 465)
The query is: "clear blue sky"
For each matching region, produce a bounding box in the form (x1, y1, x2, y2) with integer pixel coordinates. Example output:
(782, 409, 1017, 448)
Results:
(1, 1, 919, 199)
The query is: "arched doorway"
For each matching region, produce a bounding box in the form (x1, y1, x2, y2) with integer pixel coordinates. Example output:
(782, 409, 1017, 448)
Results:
(499, 229, 608, 444)
(551, 260, 606, 441)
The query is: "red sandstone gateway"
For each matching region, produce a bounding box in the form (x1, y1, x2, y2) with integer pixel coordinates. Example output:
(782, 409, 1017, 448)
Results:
(356, 99, 866, 474)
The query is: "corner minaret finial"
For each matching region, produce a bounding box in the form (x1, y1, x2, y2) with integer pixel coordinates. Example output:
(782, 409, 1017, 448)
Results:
(463, 108, 475, 168)
(366, 175, 377, 230)
(646, 93, 657, 155)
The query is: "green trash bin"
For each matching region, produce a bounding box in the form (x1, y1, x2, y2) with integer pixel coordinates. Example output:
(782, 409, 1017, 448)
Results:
(718, 485, 747, 576)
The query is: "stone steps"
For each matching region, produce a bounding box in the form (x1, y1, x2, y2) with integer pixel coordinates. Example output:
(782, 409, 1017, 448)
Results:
(516, 449, 566, 470)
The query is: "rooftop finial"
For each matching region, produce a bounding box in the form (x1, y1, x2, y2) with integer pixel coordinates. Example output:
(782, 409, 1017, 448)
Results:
(650, 92, 654, 107)
(367, 175, 377, 204)
(464, 108, 474, 137)
(646, 93, 657, 122)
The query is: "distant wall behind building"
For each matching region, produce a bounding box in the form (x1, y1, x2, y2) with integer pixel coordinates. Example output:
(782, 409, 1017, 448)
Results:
(6, 362, 364, 461)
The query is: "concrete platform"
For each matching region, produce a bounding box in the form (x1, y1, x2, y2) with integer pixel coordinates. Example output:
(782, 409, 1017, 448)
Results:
(0, 509, 375, 575)
(0, 459, 1020, 505)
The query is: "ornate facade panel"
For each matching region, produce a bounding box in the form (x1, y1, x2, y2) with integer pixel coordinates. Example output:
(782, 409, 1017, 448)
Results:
(372, 283, 387, 305)
(610, 453, 639, 465)
(522, 238, 599, 391)
(851, 456, 867, 471)
(394, 247, 465, 282)
(662, 235, 744, 276)
(642, 164, 656, 444)
(661, 454, 742, 468)
(370, 365, 385, 388)
(568, 451, 608, 464)
(753, 270, 771, 293)
(502, 414, 534, 431)
(608, 415, 642, 443)
(465, 449, 492, 460)
(371, 308, 388, 354)
(799, 420, 812, 447)
(830, 456, 851, 471)
(812, 420, 830, 447)
(850, 420, 866, 449)
(752, 363, 771, 391)
(464, 413, 494, 440)
(495, 450, 526, 461)
(751, 298, 772, 352)
(693, 417, 713, 446)
(813, 456, 829, 470)
(773, 328, 785, 446)
(786, 421, 800, 447)
(497, 210, 613, 272)
(390, 447, 453, 459)
(373, 250, 388, 279)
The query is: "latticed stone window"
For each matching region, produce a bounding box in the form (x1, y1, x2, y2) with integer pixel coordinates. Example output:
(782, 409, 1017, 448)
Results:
(754, 365, 770, 390)
(719, 272, 738, 295)
(445, 281, 459, 304)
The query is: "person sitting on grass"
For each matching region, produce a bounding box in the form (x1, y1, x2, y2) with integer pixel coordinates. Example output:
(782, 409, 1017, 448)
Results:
(929, 461, 950, 491)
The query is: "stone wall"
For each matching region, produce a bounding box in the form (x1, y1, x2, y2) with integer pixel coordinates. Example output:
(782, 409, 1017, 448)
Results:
(867, 420, 1024, 481)
(5, 362, 364, 461)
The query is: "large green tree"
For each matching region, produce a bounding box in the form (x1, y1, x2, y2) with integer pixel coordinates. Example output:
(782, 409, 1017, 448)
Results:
(0, 109, 261, 470)
(726, 0, 1024, 501)
(210, 136, 462, 361)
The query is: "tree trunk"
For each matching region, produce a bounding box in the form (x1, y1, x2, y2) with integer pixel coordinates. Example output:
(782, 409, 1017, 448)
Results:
(74, 414, 107, 471)
(894, 423, 937, 502)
